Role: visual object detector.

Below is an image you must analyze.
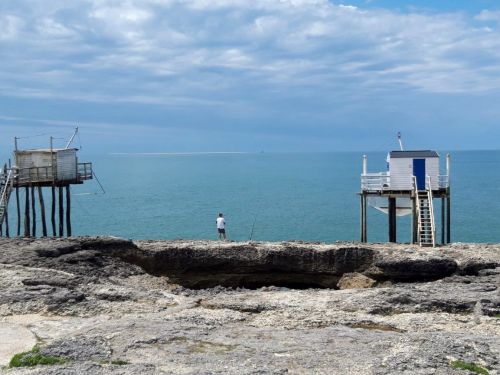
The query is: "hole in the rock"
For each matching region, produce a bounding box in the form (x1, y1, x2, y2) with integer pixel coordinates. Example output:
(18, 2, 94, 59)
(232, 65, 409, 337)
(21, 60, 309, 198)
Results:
(167, 273, 340, 290)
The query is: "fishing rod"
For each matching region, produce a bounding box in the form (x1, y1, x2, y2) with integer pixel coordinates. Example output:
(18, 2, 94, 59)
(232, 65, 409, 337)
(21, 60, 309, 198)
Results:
(249, 213, 258, 241)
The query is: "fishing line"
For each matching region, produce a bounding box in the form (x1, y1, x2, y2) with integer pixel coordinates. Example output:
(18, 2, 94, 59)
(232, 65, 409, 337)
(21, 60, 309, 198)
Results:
(73, 193, 92, 216)
(15, 133, 54, 139)
(249, 213, 258, 241)
(72, 171, 106, 196)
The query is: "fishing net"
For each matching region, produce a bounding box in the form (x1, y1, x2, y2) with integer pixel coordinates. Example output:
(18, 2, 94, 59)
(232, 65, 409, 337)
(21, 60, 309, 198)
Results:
(367, 197, 412, 217)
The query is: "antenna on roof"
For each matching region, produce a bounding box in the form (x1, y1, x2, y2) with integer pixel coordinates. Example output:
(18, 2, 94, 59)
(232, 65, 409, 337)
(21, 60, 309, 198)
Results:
(65, 127, 79, 149)
(397, 132, 404, 151)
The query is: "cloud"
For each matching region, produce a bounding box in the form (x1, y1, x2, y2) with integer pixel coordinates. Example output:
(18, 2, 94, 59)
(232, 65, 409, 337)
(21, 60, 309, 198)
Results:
(1, 0, 500, 111)
(0, 15, 23, 40)
(476, 10, 500, 22)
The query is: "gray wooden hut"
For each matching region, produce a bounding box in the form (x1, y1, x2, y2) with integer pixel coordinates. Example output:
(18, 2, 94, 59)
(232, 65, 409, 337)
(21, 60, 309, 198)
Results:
(0, 129, 93, 238)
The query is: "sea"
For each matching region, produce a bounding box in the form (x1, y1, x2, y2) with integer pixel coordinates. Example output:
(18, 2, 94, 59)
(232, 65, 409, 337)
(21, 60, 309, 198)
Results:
(4, 150, 500, 243)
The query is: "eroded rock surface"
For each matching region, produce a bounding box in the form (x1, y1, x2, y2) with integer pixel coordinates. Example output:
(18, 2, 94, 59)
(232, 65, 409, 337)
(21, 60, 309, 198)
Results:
(0, 237, 499, 374)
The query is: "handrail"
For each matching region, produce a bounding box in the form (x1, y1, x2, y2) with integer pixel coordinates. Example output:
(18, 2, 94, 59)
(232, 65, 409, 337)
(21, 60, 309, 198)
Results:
(361, 172, 390, 191)
(11, 162, 92, 184)
(426, 175, 436, 247)
(77, 162, 93, 181)
(438, 175, 449, 189)
(412, 176, 421, 243)
(0, 169, 13, 207)
(16, 166, 54, 184)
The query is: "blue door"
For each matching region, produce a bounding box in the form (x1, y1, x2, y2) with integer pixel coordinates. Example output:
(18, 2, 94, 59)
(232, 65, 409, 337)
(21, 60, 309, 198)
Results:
(413, 159, 426, 190)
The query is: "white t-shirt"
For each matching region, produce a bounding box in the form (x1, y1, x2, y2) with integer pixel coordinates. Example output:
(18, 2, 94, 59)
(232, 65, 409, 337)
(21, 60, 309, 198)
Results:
(216, 217, 225, 229)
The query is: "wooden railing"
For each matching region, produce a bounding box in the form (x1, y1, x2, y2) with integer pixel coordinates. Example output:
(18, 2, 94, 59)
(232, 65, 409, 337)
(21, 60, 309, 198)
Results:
(77, 163, 93, 181)
(4, 162, 92, 185)
(16, 166, 54, 184)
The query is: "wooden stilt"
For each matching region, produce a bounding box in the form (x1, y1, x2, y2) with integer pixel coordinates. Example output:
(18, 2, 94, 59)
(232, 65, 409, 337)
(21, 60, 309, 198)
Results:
(31, 186, 36, 237)
(412, 196, 418, 244)
(24, 187, 30, 237)
(66, 186, 71, 237)
(441, 197, 445, 245)
(360, 194, 363, 242)
(4, 211, 8, 238)
(38, 187, 47, 237)
(446, 195, 451, 244)
(58, 186, 64, 237)
(388, 197, 397, 243)
(360, 194, 367, 242)
(51, 186, 56, 236)
(16, 186, 20, 237)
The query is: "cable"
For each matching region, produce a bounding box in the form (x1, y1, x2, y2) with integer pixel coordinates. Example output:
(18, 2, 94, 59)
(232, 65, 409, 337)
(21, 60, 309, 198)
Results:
(92, 170, 106, 194)
(15, 133, 53, 139)
(77, 133, 83, 150)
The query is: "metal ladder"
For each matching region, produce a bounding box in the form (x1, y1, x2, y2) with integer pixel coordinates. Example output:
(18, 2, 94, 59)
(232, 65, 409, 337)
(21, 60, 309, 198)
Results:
(414, 176, 436, 247)
(0, 168, 14, 226)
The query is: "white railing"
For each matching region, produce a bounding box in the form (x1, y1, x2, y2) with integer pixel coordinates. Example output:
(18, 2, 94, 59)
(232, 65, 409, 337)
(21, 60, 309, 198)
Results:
(412, 176, 421, 242)
(426, 176, 436, 247)
(361, 172, 390, 191)
(438, 175, 449, 189)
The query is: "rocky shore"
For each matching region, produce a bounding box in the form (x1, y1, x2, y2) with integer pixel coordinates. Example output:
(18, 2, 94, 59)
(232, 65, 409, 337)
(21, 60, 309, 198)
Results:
(0, 237, 499, 374)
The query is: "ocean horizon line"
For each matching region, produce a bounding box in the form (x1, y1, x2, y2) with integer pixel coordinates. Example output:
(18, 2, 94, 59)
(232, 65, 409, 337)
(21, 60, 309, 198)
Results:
(109, 151, 252, 156)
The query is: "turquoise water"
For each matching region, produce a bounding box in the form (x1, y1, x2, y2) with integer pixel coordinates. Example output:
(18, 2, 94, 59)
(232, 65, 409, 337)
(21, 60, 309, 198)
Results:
(4, 151, 500, 243)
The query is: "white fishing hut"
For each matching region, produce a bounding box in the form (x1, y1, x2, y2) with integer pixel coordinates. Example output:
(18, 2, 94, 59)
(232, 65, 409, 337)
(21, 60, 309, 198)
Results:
(360, 146, 450, 247)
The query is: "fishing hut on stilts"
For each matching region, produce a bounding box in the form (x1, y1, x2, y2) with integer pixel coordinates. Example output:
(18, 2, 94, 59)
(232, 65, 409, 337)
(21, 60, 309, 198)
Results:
(359, 134, 451, 247)
(0, 128, 93, 238)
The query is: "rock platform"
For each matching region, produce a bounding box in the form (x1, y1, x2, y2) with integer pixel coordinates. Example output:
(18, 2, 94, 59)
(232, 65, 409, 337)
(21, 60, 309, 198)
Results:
(0, 237, 499, 374)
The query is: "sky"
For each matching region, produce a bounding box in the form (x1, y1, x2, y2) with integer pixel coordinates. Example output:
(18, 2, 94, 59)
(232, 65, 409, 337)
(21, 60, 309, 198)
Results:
(1, 0, 500, 153)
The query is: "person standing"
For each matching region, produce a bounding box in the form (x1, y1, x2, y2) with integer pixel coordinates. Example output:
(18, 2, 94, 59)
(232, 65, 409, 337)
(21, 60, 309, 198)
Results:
(216, 213, 226, 240)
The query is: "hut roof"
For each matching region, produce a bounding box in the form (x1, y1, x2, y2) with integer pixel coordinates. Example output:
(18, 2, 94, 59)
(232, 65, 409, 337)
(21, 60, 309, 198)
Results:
(389, 150, 439, 158)
(15, 148, 78, 153)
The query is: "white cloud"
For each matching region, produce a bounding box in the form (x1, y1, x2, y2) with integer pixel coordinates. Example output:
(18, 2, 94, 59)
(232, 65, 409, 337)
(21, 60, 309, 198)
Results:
(0, 15, 24, 40)
(476, 10, 500, 22)
(1, 0, 500, 108)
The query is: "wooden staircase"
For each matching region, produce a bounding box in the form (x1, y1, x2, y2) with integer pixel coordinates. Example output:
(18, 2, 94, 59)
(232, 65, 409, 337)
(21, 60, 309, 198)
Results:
(0, 168, 14, 226)
(414, 176, 436, 247)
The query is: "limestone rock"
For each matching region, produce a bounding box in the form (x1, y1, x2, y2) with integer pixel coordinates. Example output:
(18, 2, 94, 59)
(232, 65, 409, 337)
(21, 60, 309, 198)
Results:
(0, 237, 499, 374)
(337, 272, 376, 289)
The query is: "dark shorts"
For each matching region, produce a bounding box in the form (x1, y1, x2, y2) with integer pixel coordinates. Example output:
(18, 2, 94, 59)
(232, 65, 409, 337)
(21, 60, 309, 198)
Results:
(218, 228, 225, 234)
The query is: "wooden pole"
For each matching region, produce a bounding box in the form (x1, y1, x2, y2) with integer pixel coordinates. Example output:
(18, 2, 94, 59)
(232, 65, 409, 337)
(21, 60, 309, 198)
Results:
(388, 197, 397, 243)
(4, 211, 8, 238)
(412, 196, 418, 244)
(360, 194, 367, 242)
(66, 186, 71, 237)
(58, 186, 64, 237)
(16, 186, 20, 237)
(446, 194, 451, 244)
(31, 186, 36, 237)
(51, 186, 56, 236)
(360, 194, 363, 242)
(24, 187, 30, 237)
(38, 187, 47, 237)
(441, 197, 445, 245)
